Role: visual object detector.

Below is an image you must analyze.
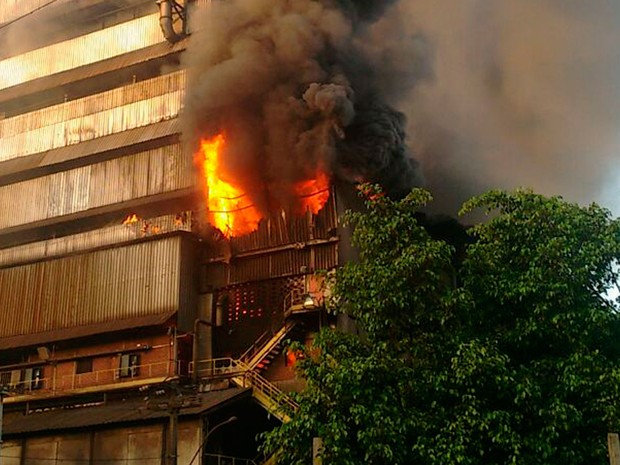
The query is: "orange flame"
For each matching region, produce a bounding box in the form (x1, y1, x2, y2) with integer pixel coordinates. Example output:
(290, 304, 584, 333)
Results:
(198, 134, 262, 237)
(295, 170, 330, 214)
(122, 213, 139, 225)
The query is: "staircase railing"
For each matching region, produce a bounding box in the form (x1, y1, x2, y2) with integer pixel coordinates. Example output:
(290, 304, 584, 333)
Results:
(204, 453, 257, 465)
(239, 330, 273, 363)
(232, 360, 298, 422)
(188, 357, 246, 380)
(189, 357, 298, 422)
(240, 321, 298, 370)
(190, 357, 296, 465)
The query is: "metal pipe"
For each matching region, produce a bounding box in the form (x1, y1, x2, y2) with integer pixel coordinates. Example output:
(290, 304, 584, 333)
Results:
(192, 319, 213, 382)
(0, 389, 7, 465)
(168, 407, 179, 465)
(157, 0, 182, 43)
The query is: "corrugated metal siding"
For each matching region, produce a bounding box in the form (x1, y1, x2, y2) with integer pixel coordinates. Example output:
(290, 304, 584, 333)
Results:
(0, 212, 192, 268)
(0, 236, 186, 338)
(0, 0, 62, 24)
(0, 119, 181, 184)
(0, 85, 184, 162)
(0, 40, 186, 108)
(201, 194, 339, 286)
(0, 14, 163, 89)
(0, 71, 185, 138)
(205, 189, 338, 260)
(314, 243, 338, 271)
(0, 143, 193, 229)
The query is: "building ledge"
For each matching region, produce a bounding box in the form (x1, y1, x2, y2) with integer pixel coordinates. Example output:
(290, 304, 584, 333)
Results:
(4, 386, 251, 435)
(0, 39, 186, 117)
(0, 187, 198, 249)
(4, 375, 179, 405)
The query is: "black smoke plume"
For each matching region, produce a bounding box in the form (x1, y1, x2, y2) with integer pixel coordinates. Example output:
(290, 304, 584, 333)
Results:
(182, 0, 429, 212)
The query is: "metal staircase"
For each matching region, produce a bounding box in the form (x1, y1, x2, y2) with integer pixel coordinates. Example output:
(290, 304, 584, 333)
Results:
(231, 359, 298, 422)
(192, 297, 322, 465)
(240, 320, 298, 372)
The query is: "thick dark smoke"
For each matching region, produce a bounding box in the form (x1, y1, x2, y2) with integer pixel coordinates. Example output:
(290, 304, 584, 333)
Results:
(182, 0, 428, 212)
(184, 0, 620, 216)
(388, 1, 620, 214)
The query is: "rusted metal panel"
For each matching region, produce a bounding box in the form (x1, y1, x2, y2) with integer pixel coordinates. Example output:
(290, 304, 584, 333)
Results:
(0, 440, 21, 465)
(314, 191, 338, 238)
(230, 256, 271, 284)
(0, 13, 163, 90)
(0, 78, 184, 163)
(313, 243, 339, 271)
(0, 236, 187, 339)
(0, 211, 192, 267)
(0, 143, 193, 230)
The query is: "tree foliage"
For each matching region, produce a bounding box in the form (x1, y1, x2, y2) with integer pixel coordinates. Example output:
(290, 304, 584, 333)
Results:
(261, 186, 620, 465)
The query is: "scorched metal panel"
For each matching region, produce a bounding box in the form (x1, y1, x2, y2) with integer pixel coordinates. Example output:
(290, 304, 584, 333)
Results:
(0, 212, 193, 268)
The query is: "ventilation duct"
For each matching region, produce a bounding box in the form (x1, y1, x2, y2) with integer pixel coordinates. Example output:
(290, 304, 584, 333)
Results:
(156, 0, 185, 43)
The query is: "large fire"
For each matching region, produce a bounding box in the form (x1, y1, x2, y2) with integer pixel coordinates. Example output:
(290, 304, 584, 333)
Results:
(294, 170, 330, 215)
(198, 134, 262, 237)
(197, 133, 330, 238)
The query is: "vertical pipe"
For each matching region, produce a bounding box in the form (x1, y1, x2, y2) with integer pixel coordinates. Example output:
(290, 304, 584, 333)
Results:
(0, 390, 6, 465)
(193, 319, 213, 382)
(0, 394, 3, 465)
(169, 408, 179, 465)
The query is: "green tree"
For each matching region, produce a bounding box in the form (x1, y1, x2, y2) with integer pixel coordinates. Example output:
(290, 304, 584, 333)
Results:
(261, 186, 620, 465)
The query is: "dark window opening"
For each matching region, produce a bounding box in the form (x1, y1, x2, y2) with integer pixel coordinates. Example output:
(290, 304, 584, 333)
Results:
(76, 358, 93, 374)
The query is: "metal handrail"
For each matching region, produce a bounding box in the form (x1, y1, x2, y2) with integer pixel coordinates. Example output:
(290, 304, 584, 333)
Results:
(234, 360, 299, 414)
(1, 360, 180, 394)
(188, 357, 248, 379)
(60, 360, 177, 390)
(239, 330, 272, 363)
(204, 453, 257, 465)
(189, 357, 298, 420)
(243, 321, 298, 370)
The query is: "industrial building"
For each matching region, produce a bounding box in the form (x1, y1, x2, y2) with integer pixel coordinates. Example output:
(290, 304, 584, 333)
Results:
(0, 1, 340, 463)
